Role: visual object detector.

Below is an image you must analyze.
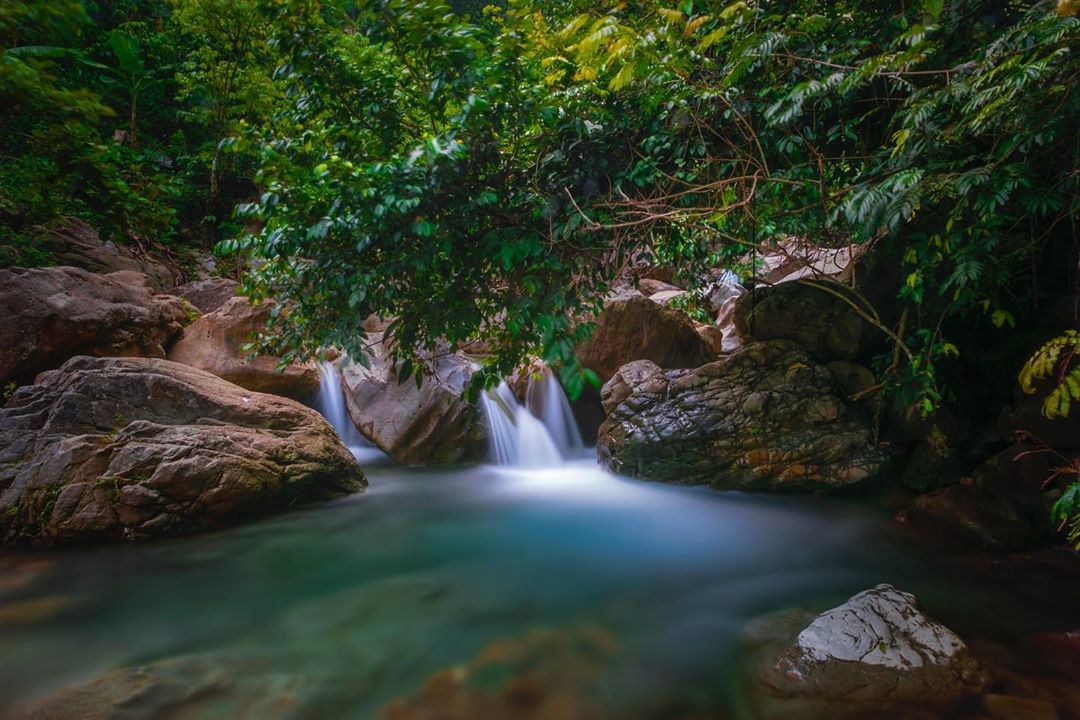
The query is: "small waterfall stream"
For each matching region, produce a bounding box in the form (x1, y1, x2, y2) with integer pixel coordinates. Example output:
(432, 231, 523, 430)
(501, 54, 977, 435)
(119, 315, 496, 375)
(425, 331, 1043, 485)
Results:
(526, 366, 584, 456)
(480, 367, 583, 467)
(315, 361, 381, 462)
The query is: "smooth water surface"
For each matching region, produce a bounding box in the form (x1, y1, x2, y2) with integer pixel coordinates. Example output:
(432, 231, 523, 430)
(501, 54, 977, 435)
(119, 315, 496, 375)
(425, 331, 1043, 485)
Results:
(1, 462, 1077, 718)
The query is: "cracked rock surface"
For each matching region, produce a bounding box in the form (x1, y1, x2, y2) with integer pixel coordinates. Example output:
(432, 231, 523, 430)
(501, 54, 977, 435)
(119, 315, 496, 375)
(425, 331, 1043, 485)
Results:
(0, 356, 365, 545)
(596, 340, 885, 491)
(755, 584, 989, 717)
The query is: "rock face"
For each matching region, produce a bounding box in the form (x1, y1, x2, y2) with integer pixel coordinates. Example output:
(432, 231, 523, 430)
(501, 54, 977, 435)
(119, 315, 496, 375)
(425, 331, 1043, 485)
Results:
(167, 297, 319, 400)
(908, 444, 1055, 550)
(597, 340, 885, 491)
(752, 236, 864, 285)
(340, 338, 487, 465)
(35, 217, 177, 288)
(167, 277, 238, 313)
(0, 267, 188, 387)
(0, 356, 364, 545)
(756, 585, 989, 716)
(576, 295, 715, 384)
(733, 280, 872, 362)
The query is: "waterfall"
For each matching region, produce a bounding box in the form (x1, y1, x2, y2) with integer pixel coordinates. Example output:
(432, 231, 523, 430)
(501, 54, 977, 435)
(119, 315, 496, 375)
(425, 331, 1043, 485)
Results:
(479, 367, 582, 468)
(315, 361, 376, 460)
(526, 366, 584, 457)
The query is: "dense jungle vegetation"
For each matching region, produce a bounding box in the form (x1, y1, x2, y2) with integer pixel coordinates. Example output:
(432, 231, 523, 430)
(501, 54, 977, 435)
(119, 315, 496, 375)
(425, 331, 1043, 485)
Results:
(3, 0, 1079, 536)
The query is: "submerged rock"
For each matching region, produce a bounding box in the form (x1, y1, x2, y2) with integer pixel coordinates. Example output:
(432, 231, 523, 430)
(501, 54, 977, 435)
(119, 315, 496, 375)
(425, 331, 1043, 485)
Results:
(576, 295, 715, 384)
(754, 584, 989, 718)
(597, 340, 885, 491)
(0, 267, 187, 387)
(167, 296, 320, 400)
(0, 356, 364, 545)
(340, 337, 487, 465)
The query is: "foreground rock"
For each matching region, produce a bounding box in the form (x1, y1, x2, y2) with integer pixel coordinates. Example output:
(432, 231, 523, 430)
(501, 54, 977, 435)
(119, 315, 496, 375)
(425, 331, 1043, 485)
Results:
(167, 297, 319, 400)
(576, 295, 715, 384)
(0, 267, 188, 387)
(340, 338, 487, 465)
(597, 340, 885, 491)
(0, 357, 364, 545)
(35, 217, 177, 288)
(753, 585, 989, 718)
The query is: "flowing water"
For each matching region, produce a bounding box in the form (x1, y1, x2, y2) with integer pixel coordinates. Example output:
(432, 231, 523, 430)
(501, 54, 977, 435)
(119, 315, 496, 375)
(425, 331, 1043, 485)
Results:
(1, 376, 1078, 718)
(0, 462, 1078, 718)
(315, 361, 387, 465)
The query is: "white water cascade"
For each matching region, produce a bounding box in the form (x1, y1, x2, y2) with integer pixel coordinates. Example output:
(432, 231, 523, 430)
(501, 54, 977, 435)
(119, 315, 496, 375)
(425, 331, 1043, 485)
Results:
(480, 368, 583, 468)
(525, 366, 584, 457)
(315, 361, 381, 462)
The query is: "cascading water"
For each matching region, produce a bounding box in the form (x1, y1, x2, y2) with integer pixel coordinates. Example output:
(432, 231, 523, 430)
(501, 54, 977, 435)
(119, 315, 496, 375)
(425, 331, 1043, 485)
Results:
(525, 366, 584, 457)
(480, 368, 583, 468)
(315, 361, 382, 462)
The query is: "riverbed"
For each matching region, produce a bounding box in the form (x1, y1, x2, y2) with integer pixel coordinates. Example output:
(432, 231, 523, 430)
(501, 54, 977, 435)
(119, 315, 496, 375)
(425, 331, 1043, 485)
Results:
(1, 460, 1078, 718)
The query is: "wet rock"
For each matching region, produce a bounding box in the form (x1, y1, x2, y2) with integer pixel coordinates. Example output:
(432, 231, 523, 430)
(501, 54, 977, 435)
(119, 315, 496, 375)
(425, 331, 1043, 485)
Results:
(167, 296, 320, 400)
(597, 340, 886, 491)
(382, 625, 617, 720)
(0, 267, 187, 387)
(23, 653, 308, 720)
(755, 585, 989, 718)
(340, 337, 487, 465)
(167, 277, 239, 314)
(576, 295, 715, 385)
(733, 280, 873, 362)
(908, 443, 1055, 550)
(983, 694, 1059, 720)
(0, 356, 364, 545)
(34, 218, 178, 289)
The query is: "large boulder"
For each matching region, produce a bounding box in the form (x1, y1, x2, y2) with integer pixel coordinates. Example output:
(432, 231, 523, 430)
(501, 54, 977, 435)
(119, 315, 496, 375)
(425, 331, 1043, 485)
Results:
(167, 296, 319, 400)
(733, 280, 874, 362)
(34, 217, 177, 289)
(752, 585, 989, 719)
(750, 236, 864, 285)
(0, 267, 188, 387)
(597, 340, 886, 491)
(166, 277, 239, 314)
(907, 443, 1056, 550)
(0, 357, 364, 545)
(576, 295, 715, 384)
(340, 338, 487, 465)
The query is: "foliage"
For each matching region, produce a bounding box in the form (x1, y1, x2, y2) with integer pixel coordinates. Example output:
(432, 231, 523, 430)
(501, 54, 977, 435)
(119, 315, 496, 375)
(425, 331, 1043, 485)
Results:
(1019, 331, 1080, 419)
(1019, 331, 1080, 549)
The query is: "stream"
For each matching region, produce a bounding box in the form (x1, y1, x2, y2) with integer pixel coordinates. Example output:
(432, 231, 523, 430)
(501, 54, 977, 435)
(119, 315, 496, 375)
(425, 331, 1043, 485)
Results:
(0, 368, 1077, 718)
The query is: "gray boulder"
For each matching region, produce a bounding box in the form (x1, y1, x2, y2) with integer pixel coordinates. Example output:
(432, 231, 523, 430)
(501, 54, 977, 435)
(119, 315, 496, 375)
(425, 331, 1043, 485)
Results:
(0, 356, 364, 545)
(0, 267, 188, 387)
(597, 340, 886, 491)
(34, 217, 177, 288)
(340, 338, 487, 465)
(576, 294, 715, 384)
(754, 584, 989, 718)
